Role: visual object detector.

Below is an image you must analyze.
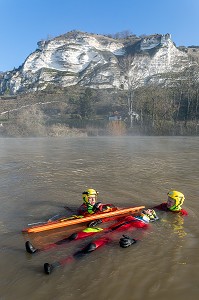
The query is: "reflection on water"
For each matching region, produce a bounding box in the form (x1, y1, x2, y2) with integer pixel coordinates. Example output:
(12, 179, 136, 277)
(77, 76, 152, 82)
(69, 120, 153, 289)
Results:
(0, 137, 199, 300)
(160, 214, 187, 238)
(172, 215, 187, 238)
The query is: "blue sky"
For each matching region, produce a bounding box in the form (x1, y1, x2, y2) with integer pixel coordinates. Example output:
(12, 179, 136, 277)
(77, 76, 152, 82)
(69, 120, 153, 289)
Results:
(0, 0, 199, 71)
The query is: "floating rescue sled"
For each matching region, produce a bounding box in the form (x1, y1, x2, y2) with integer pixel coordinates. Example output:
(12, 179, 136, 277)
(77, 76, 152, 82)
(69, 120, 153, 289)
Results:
(22, 206, 145, 233)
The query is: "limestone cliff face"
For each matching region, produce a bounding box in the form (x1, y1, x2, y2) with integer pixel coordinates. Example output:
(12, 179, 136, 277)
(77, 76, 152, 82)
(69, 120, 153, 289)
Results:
(0, 31, 197, 94)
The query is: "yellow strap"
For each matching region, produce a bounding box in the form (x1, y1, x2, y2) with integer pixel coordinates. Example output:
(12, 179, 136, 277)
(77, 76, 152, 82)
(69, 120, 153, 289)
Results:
(60, 215, 84, 222)
(83, 227, 103, 233)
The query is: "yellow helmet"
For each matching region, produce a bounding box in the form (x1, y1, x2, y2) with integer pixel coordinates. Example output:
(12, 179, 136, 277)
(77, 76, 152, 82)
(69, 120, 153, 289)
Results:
(82, 189, 98, 204)
(141, 209, 159, 222)
(167, 190, 185, 211)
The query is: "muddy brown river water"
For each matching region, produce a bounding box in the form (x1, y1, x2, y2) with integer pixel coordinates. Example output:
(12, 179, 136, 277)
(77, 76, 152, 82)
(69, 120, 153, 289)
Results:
(0, 136, 198, 300)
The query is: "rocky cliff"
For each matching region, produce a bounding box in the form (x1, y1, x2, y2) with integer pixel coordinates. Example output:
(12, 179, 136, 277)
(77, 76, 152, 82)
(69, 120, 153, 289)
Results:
(0, 30, 198, 95)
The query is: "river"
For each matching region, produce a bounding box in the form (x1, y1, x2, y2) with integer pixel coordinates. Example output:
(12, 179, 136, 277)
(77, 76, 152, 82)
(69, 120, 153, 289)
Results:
(0, 136, 198, 300)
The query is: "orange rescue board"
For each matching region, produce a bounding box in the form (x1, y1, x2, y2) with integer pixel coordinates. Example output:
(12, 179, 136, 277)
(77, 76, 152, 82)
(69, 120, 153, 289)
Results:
(22, 206, 145, 233)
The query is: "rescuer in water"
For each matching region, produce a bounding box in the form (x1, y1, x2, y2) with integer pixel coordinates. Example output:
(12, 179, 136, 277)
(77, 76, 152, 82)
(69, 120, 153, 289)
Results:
(78, 188, 115, 216)
(119, 190, 187, 248)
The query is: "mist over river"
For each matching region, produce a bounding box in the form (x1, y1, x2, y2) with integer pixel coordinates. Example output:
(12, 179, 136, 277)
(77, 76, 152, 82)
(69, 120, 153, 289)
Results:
(0, 136, 198, 300)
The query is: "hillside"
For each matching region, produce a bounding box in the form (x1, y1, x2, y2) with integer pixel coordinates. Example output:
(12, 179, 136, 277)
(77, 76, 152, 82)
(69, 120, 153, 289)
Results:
(0, 31, 199, 136)
(1, 31, 199, 95)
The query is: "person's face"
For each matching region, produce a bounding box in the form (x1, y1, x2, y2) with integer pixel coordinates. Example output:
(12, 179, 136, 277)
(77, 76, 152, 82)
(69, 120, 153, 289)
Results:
(167, 197, 175, 209)
(88, 196, 96, 206)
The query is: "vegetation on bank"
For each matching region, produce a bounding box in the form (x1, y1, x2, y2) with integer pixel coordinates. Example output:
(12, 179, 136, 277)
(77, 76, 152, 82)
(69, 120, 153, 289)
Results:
(0, 74, 199, 137)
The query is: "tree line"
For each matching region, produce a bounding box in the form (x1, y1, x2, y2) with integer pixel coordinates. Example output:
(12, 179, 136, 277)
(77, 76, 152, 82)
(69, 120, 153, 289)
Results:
(63, 71, 199, 135)
(1, 68, 199, 136)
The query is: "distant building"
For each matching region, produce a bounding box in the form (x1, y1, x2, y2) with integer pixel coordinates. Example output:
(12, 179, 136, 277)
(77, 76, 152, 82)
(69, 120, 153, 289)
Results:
(108, 111, 122, 121)
(108, 115, 122, 121)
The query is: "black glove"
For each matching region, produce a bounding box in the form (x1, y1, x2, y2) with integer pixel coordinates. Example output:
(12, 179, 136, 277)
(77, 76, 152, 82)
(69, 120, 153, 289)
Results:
(92, 202, 103, 212)
(119, 235, 137, 248)
(93, 202, 114, 213)
(88, 219, 102, 227)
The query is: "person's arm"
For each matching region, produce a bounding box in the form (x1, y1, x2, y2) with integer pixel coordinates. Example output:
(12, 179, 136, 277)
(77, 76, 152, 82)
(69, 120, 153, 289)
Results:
(88, 203, 116, 227)
(78, 204, 92, 216)
(180, 209, 188, 216)
(153, 203, 167, 211)
(92, 202, 115, 213)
